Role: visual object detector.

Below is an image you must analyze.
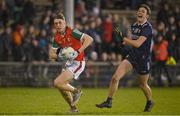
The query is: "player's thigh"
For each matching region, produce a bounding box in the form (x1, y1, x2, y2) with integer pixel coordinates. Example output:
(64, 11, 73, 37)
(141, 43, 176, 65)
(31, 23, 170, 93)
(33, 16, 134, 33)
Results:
(114, 59, 133, 80)
(55, 69, 74, 84)
(138, 74, 150, 85)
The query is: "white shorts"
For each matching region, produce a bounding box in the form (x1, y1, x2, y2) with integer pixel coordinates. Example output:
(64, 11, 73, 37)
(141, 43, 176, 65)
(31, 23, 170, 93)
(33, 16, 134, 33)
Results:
(62, 60, 85, 80)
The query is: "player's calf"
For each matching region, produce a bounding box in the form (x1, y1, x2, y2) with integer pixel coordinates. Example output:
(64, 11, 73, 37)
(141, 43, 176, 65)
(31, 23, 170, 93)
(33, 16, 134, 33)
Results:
(71, 89, 83, 106)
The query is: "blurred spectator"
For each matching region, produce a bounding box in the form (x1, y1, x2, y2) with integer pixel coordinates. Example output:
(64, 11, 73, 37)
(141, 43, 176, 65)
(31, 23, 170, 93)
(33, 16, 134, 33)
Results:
(100, 0, 114, 9)
(88, 20, 101, 54)
(74, 21, 83, 31)
(0, 28, 4, 61)
(131, 0, 144, 9)
(153, 34, 172, 86)
(174, 5, 180, 21)
(177, 20, 180, 39)
(12, 25, 25, 61)
(31, 39, 41, 62)
(95, 17, 103, 54)
(90, 51, 98, 61)
(23, 0, 35, 24)
(0, 26, 12, 61)
(110, 52, 117, 61)
(38, 29, 50, 62)
(0, 0, 11, 27)
(39, 9, 53, 33)
(156, 21, 166, 36)
(166, 16, 177, 40)
(22, 25, 36, 62)
(101, 52, 109, 62)
(13, 0, 25, 24)
(75, 0, 87, 19)
(168, 33, 179, 62)
(102, 14, 113, 54)
(157, 2, 170, 24)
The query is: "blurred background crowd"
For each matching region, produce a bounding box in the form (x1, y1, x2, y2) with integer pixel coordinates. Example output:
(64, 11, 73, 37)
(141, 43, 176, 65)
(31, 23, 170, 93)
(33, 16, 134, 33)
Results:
(0, 0, 180, 64)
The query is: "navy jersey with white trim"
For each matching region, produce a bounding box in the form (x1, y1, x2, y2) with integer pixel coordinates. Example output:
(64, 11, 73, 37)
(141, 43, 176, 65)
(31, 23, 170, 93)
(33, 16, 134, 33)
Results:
(130, 21, 153, 60)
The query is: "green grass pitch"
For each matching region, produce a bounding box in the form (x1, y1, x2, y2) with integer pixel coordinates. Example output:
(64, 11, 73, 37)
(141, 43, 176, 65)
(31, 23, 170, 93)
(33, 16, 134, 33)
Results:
(0, 87, 180, 115)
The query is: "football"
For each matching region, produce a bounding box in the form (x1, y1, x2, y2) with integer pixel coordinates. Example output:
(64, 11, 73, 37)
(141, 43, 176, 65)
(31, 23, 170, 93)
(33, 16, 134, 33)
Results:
(60, 47, 75, 60)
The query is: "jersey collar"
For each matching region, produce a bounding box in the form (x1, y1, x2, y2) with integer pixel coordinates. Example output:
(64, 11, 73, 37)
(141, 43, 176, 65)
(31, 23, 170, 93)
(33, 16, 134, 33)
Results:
(137, 20, 147, 26)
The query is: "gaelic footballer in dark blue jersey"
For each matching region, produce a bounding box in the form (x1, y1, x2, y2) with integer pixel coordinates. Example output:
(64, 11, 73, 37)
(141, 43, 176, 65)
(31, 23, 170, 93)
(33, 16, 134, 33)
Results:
(96, 4, 154, 112)
(127, 21, 153, 74)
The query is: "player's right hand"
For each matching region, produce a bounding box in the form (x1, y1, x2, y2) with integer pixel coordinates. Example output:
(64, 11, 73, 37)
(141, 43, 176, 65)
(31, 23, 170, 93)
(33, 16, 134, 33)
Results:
(57, 48, 68, 61)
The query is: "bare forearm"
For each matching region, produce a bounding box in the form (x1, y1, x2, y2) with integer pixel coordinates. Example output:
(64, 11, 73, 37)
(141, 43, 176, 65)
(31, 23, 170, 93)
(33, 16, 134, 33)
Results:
(78, 34, 93, 53)
(123, 36, 146, 48)
(124, 38, 140, 48)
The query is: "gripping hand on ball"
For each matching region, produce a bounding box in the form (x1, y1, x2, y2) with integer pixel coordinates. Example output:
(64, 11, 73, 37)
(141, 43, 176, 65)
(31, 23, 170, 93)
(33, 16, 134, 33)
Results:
(57, 48, 68, 61)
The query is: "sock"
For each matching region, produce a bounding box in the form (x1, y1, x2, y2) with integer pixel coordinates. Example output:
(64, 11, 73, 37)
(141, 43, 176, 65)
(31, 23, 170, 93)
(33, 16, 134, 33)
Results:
(147, 100, 152, 104)
(72, 88, 80, 94)
(106, 97, 112, 103)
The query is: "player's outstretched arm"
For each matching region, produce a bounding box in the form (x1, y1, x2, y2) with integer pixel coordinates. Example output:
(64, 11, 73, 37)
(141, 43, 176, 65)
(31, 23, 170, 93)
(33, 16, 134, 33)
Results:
(123, 36, 147, 48)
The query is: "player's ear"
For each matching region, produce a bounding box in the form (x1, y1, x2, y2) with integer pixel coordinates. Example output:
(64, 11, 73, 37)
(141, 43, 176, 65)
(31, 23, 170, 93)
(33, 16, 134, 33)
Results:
(146, 14, 149, 19)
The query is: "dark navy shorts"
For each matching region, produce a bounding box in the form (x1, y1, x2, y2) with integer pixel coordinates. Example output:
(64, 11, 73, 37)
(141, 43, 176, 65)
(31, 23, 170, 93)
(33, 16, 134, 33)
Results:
(126, 55, 150, 75)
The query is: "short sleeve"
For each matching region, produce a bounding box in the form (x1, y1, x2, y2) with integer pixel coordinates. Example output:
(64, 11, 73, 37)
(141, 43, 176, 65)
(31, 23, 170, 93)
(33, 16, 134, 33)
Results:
(51, 37, 58, 49)
(141, 26, 152, 38)
(72, 29, 84, 40)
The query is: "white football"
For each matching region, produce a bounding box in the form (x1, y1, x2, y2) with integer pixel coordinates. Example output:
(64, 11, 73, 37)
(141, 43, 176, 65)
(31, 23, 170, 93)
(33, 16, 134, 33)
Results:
(61, 47, 75, 59)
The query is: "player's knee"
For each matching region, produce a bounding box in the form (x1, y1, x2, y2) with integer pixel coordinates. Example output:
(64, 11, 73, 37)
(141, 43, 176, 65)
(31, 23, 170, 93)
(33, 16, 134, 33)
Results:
(53, 79, 59, 88)
(54, 79, 64, 88)
(139, 83, 148, 89)
(111, 74, 120, 82)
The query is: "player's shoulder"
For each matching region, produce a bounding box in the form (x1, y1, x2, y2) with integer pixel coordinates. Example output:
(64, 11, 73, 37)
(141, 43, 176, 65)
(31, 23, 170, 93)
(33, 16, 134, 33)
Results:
(131, 22, 138, 27)
(72, 28, 84, 39)
(142, 21, 152, 29)
(65, 27, 83, 35)
(72, 28, 83, 35)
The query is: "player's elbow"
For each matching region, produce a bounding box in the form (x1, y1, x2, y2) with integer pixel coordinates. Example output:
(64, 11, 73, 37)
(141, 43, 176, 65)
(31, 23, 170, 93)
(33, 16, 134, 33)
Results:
(49, 53, 57, 60)
(49, 48, 57, 60)
(89, 36, 94, 45)
(135, 36, 146, 48)
(84, 34, 94, 45)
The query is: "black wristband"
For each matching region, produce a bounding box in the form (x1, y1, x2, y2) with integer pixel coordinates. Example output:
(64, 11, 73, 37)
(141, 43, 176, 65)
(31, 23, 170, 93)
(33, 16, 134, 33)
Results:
(77, 50, 80, 54)
(56, 48, 61, 55)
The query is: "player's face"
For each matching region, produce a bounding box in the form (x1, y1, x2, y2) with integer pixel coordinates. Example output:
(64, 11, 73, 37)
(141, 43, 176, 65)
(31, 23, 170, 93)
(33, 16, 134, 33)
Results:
(137, 7, 149, 24)
(54, 19, 66, 33)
